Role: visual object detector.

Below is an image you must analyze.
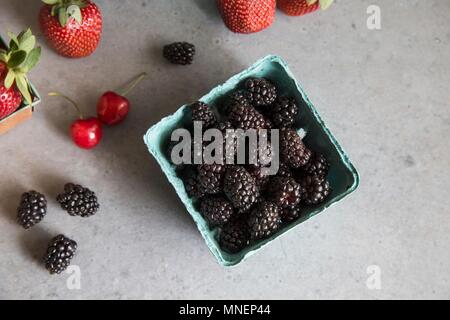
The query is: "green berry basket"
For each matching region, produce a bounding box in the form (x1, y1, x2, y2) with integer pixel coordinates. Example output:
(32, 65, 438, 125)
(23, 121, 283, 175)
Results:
(0, 35, 41, 135)
(144, 55, 359, 267)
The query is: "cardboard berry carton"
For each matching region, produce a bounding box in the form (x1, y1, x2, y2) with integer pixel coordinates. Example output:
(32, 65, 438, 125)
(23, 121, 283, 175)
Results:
(144, 55, 359, 266)
(0, 35, 41, 135)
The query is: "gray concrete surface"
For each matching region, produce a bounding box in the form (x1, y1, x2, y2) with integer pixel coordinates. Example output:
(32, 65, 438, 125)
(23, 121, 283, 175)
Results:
(0, 0, 449, 300)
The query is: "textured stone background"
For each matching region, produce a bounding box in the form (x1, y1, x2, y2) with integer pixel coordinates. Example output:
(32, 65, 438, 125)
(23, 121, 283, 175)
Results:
(0, 0, 449, 299)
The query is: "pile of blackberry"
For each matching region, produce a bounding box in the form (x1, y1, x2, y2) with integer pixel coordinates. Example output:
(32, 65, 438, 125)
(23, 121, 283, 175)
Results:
(167, 77, 333, 254)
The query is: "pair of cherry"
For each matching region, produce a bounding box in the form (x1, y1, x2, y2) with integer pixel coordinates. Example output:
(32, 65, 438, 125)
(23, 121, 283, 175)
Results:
(49, 72, 147, 149)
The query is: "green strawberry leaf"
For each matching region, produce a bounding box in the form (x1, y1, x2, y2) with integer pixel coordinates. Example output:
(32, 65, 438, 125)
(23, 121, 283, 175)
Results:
(8, 50, 27, 69)
(19, 35, 36, 53)
(319, 0, 334, 10)
(0, 50, 8, 63)
(18, 28, 32, 44)
(67, 5, 83, 24)
(23, 47, 41, 72)
(58, 7, 68, 26)
(42, 0, 60, 4)
(8, 32, 19, 51)
(4, 70, 16, 89)
(15, 73, 33, 105)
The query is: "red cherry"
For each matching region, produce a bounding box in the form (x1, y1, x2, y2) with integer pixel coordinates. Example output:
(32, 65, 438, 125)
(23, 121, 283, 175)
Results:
(97, 72, 146, 126)
(97, 91, 130, 125)
(70, 117, 103, 149)
(49, 92, 103, 149)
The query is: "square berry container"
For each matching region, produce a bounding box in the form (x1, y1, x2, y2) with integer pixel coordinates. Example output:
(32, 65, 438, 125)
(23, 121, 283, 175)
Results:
(144, 55, 359, 266)
(0, 35, 41, 135)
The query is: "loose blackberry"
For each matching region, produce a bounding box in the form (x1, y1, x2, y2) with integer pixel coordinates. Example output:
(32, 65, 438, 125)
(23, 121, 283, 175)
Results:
(266, 176, 302, 209)
(270, 97, 299, 128)
(224, 166, 259, 213)
(300, 175, 332, 205)
(198, 164, 226, 194)
(182, 167, 207, 198)
(247, 201, 281, 240)
(301, 153, 330, 178)
(44, 235, 77, 274)
(246, 165, 270, 191)
(244, 78, 277, 107)
(280, 128, 312, 168)
(57, 183, 99, 217)
(229, 104, 270, 130)
(200, 195, 234, 228)
(190, 101, 217, 129)
(280, 206, 303, 223)
(219, 219, 250, 253)
(17, 191, 47, 229)
(223, 90, 251, 116)
(163, 42, 195, 65)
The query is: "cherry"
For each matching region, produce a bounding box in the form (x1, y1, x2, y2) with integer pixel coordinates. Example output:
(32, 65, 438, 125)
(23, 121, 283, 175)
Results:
(97, 72, 147, 125)
(49, 92, 103, 149)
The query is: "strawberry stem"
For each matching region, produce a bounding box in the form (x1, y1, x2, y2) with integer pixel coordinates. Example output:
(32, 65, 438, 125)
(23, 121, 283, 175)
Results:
(48, 92, 84, 119)
(120, 72, 147, 97)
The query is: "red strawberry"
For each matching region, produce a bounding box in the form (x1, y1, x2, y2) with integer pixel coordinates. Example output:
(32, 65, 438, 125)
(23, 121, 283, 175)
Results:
(278, 0, 334, 16)
(39, 0, 103, 58)
(0, 30, 41, 120)
(217, 0, 276, 34)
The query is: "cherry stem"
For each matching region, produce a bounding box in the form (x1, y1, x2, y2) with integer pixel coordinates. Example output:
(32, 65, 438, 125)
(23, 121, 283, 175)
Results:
(120, 72, 147, 97)
(48, 92, 84, 120)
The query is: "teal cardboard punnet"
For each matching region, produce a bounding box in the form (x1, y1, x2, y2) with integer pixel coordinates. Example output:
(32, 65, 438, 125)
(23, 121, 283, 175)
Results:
(144, 55, 359, 266)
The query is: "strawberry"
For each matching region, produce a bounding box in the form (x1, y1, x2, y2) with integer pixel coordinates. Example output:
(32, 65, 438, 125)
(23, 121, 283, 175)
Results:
(217, 0, 276, 34)
(39, 0, 102, 58)
(278, 0, 334, 16)
(0, 30, 41, 120)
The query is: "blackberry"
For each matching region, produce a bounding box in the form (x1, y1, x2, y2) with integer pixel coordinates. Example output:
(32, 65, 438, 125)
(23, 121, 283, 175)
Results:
(300, 175, 332, 205)
(217, 121, 237, 164)
(247, 201, 281, 240)
(163, 42, 195, 65)
(182, 167, 207, 198)
(280, 206, 303, 223)
(280, 128, 312, 168)
(219, 219, 250, 253)
(223, 90, 251, 116)
(17, 191, 47, 229)
(301, 153, 330, 178)
(200, 195, 234, 228)
(198, 164, 226, 194)
(244, 78, 277, 107)
(270, 97, 299, 128)
(57, 183, 99, 217)
(190, 101, 217, 129)
(277, 162, 293, 178)
(224, 166, 259, 213)
(246, 165, 270, 191)
(229, 104, 270, 130)
(266, 176, 302, 209)
(44, 235, 77, 274)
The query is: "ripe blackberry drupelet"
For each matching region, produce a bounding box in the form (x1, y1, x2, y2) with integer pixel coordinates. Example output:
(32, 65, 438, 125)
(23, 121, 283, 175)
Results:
(229, 104, 270, 130)
(244, 78, 277, 107)
(266, 176, 302, 209)
(223, 90, 251, 116)
(280, 128, 312, 168)
(190, 101, 217, 129)
(198, 164, 226, 194)
(163, 42, 195, 65)
(182, 167, 207, 198)
(44, 235, 77, 274)
(280, 206, 303, 223)
(219, 219, 250, 253)
(57, 183, 99, 217)
(17, 191, 47, 229)
(301, 153, 330, 178)
(247, 201, 281, 240)
(224, 166, 259, 213)
(270, 97, 299, 128)
(277, 162, 293, 178)
(246, 165, 270, 191)
(300, 175, 332, 205)
(200, 195, 234, 228)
